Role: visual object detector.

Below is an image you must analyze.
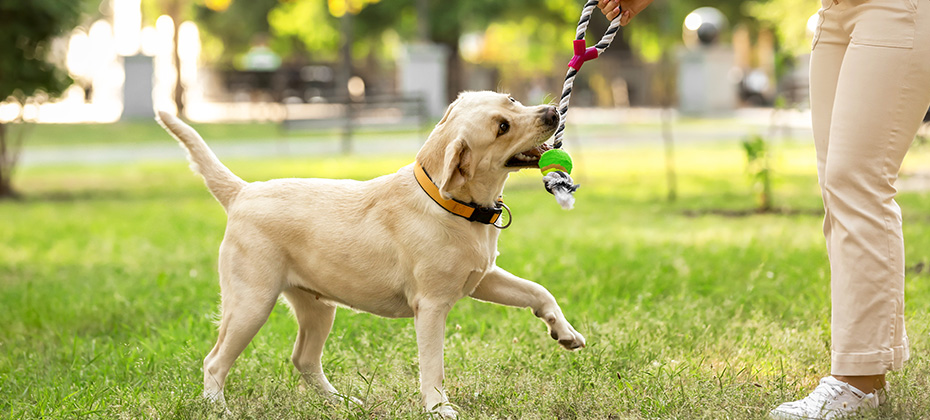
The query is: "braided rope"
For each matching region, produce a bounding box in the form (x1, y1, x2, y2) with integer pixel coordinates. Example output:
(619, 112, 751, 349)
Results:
(553, 1, 622, 148)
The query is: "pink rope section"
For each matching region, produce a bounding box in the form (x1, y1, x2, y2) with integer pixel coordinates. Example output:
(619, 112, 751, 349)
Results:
(553, 0, 622, 149)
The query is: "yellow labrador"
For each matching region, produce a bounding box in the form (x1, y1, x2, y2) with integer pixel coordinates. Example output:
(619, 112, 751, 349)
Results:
(156, 91, 585, 418)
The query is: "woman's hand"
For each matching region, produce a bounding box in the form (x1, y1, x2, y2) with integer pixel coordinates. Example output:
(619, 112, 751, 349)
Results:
(597, 0, 654, 26)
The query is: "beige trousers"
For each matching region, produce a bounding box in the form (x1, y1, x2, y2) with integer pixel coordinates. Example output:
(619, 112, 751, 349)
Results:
(810, 0, 930, 376)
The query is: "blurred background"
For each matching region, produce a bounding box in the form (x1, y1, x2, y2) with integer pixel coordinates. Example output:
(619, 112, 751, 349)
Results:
(0, 0, 825, 124)
(1, 0, 929, 205)
(4, 0, 886, 199)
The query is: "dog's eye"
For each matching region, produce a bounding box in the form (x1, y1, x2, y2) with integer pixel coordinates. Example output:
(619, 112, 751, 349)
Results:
(497, 121, 510, 136)
(508, 97, 516, 104)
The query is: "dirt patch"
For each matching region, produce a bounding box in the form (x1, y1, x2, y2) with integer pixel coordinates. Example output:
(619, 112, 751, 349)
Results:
(682, 207, 824, 218)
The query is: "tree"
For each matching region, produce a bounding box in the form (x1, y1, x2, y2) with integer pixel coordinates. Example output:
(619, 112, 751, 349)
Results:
(266, 0, 581, 99)
(143, 0, 193, 116)
(746, 0, 820, 81)
(747, 0, 819, 56)
(0, 0, 82, 199)
(141, 0, 234, 115)
(240, 0, 794, 105)
(194, 0, 280, 68)
(268, 0, 393, 64)
(742, 133, 774, 212)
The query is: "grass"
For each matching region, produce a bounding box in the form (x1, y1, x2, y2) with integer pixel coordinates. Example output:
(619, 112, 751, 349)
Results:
(2, 127, 930, 419)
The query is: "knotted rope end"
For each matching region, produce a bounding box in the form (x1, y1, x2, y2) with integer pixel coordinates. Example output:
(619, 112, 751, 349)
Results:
(543, 171, 579, 210)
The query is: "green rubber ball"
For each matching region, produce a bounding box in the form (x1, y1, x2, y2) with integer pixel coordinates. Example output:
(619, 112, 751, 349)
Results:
(538, 149, 573, 175)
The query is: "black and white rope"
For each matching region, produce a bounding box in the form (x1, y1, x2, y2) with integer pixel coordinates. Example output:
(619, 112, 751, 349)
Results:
(553, 1, 622, 149)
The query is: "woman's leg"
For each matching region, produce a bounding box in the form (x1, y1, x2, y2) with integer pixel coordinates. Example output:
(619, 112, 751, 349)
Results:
(809, 0, 845, 261)
(772, 2, 930, 418)
(823, 0, 930, 380)
(808, 1, 891, 393)
(809, 0, 889, 394)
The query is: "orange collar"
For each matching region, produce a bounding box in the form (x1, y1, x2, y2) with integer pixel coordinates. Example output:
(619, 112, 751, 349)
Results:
(414, 161, 505, 226)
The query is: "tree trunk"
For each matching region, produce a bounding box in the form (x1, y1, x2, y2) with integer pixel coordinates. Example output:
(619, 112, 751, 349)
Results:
(167, 0, 186, 116)
(339, 12, 354, 154)
(173, 21, 184, 116)
(659, 47, 677, 203)
(444, 40, 462, 104)
(0, 122, 20, 199)
(661, 106, 676, 203)
(415, 0, 429, 42)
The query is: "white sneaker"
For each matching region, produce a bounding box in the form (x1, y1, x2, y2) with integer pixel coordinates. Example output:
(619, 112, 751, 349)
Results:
(769, 376, 882, 419)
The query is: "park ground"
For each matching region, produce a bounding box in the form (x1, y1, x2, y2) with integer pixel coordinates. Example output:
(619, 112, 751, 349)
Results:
(2, 118, 930, 419)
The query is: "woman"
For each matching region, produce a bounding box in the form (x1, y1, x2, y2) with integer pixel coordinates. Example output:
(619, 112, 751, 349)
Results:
(598, 0, 930, 418)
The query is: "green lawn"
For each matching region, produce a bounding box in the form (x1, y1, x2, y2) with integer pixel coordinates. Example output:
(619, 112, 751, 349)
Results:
(2, 132, 930, 419)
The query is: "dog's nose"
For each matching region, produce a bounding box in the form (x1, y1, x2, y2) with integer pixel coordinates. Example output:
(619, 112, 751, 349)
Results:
(542, 106, 559, 128)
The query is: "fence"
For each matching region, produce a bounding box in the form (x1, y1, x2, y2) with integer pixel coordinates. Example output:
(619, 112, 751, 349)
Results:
(280, 95, 428, 154)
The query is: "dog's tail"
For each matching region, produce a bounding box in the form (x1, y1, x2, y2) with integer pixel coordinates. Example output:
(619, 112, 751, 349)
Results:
(156, 111, 246, 210)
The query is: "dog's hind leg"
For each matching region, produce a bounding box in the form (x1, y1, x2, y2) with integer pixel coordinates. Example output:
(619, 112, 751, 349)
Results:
(281, 287, 346, 401)
(202, 250, 283, 406)
(469, 266, 585, 350)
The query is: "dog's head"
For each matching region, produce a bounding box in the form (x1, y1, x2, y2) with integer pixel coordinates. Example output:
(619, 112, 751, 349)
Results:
(416, 91, 559, 204)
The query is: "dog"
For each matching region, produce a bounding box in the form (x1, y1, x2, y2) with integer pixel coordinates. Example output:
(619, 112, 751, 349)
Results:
(156, 91, 585, 418)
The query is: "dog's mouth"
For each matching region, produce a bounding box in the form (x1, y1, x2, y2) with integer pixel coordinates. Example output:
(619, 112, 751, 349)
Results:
(505, 142, 552, 168)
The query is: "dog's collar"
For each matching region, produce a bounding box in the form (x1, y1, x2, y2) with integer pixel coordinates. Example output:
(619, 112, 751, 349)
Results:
(414, 161, 507, 226)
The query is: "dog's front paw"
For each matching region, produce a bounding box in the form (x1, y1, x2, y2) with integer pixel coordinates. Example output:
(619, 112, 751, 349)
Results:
(538, 310, 586, 350)
(549, 327, 585, 350)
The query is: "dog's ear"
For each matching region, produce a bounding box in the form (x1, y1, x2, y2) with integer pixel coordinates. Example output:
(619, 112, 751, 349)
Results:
(437, 93, 465, 125)
(437, 138, 473, 199)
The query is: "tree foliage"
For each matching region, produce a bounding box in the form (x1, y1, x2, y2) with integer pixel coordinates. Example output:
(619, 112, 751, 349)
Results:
(617, 0, 752, 62)
(0, 0, 82, 105)
(257, 0, 782, 89)
(268, 0, 343, 62)
(268, 0, 415, 63)
(0, 0, 83, 199)
(195, 0, 281, 66)
(263, 0, 582, 95)
(746, 0, 820, 56)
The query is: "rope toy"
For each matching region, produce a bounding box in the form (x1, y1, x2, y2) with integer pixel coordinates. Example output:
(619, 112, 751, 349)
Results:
(541, 0, 622, 210)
